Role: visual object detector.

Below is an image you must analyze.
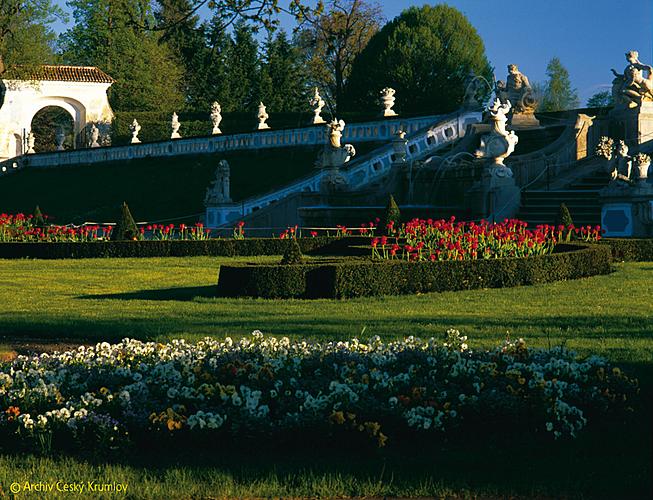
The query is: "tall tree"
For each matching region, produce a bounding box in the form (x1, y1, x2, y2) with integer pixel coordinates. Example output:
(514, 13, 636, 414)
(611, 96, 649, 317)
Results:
(296, 0, 382, 113)
(586, 90, 613, 108)
(60, 0, 184, 112)
(342, 5, 493, 114)
(539, 57, 579, 112)
(224, 21, 260, 112)
(0, 0, 64, 69)
(259, 30, 309, 112)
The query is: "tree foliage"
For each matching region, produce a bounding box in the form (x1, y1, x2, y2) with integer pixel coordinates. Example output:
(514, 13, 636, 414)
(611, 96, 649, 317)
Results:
(539, 57, 579, 112)
(586, 90, 613, 108)
(296, 0, 382, 112)
(0, 0, 64, 68)
(343, 4, 492, 114)
(60, 0, 185, 112)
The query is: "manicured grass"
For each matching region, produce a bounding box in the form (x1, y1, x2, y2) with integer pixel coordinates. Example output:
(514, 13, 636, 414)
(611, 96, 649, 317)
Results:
(0, 256, 651, 498)
(0, 257, 651, 367)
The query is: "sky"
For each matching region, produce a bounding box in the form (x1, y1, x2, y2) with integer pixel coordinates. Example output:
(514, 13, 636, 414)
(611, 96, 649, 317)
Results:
(51, 0, 653, 104)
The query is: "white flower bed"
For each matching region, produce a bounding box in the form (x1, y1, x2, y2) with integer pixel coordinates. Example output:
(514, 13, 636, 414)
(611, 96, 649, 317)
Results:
(0, 331, 637, 454)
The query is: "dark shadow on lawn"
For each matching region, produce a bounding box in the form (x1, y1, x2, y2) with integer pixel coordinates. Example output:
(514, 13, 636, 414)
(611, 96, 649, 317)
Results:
(79, 285, 218, 302)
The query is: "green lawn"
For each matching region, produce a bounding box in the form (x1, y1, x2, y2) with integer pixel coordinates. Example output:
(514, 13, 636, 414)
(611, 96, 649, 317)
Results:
(0, 256, 651, 498)
(0, 257, 651, 366)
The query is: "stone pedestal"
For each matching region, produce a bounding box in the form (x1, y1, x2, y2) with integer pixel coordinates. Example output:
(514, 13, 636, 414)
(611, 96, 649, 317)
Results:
(610, 101, 653, 148)
(205, 204, 241, 228)
(510, 112, 540, 129)
(465, 164, 521, 222)
(600, 181, 653, 237)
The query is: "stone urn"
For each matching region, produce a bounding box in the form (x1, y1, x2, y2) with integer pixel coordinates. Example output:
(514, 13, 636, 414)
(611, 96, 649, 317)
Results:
(634, 153, 651, 182)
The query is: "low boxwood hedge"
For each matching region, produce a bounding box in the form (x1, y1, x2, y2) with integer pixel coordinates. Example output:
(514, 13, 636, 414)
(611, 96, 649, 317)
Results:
(0, 237, 342, 260)
(600, 238, 653, 262)
(217, 243, 613, 299)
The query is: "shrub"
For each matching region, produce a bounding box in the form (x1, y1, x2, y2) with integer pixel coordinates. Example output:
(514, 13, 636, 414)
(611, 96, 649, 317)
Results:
(383, 194, 401, 235)
(217, 243, 613, 299)
(280, 238, 304, 265)
(555, 203, 574, 228)
(112, 202, 140, 241)
(0, 237, 342, 259)
(600, 238, 653, 262)
(33, 205, 45, 227)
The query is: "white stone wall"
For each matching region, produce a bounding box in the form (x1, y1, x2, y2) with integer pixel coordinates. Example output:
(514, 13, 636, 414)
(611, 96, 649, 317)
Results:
(0, 79, 114, 161)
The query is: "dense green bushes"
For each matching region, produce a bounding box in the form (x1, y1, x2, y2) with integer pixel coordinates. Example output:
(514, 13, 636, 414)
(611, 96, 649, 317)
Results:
(0, 238, 340, 260)
(217, 243, 613, 299)
(600, 238, 653, 262)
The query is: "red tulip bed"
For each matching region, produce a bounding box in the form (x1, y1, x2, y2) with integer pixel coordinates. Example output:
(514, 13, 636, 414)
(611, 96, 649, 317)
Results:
(370, 217, 602, 261)
(0, 213, 212, 243)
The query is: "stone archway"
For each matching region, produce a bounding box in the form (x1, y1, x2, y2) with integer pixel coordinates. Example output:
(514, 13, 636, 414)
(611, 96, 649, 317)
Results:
(30, 105, 76, 153)
(0, 65, 114, 160)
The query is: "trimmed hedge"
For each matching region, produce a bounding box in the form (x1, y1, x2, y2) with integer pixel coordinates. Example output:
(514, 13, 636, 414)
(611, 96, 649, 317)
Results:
(217, 243, 613, 299)
(0, 237, 342, 260)
(600, 238, 653, 262)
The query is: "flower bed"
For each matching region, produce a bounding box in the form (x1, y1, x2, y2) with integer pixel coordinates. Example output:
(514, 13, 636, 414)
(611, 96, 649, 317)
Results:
(370, 218, 602, 261)
(217, 243, 613, 298)
(0, 332, 637, 456)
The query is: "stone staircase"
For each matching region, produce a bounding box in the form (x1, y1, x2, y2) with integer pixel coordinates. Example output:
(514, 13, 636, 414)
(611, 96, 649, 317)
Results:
(517, 166, 609, 227)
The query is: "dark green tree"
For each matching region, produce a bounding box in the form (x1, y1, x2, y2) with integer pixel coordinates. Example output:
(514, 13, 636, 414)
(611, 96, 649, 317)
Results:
(224, 21, 260, 112)
(383, 194, 401, 235)
(259, 30, 309, 112)
(112, 202, 140, 241)
(280, 237, 304, 265)
(343, 4, 492, 114)
(540, 57, 579, 112)
(555, 203, 574, 228)
(60, 0, 184, 112)
(154, 0, 207, 105)
(586, 90, 613, 108)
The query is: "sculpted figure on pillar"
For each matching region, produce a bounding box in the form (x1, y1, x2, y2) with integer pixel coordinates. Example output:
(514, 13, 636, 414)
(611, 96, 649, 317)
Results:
(611, 50, 653, 109)
(496, 64, 538, 114)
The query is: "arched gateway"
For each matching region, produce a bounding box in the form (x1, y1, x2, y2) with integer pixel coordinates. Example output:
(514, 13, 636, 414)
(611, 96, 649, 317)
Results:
(0, 65, 114, 160)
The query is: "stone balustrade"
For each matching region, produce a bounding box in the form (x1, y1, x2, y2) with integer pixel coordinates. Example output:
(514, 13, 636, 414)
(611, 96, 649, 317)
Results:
(0, 114, 443, 175)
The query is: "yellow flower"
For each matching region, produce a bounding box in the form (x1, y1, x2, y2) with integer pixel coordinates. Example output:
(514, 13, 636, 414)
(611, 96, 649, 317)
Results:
(518, 377, 526, 385)
(330, 411, 345, 425)
(378, 432, 388, 447)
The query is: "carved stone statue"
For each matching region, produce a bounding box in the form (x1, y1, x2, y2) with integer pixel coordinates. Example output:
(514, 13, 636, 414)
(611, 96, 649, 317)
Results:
(204, 160, 232, 205)
(89, 124, 100, 148)
(380, 87, 398, 117)
(310, 88, 326, 125)
(257, 102, 270, 130)
(596, 137, 637, 185)
(171, 112, 181, 139)
(496, 64, 538, 115)
(130, 119, 141, 144)
(210, 102, 223, 135)
(462, 70, 483, 110)
(475, 98, 519, 169)
(316, 119, 356, 192)
(55, 127, 65, 151)
(633, 152, 651, 182)
(611, 50, 653, 109)
(26, 132, 35, 154)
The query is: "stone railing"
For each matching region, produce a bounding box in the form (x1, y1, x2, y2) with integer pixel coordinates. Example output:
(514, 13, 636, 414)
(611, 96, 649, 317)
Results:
(206, 111, 482, 227)
(0, 114, 443, 175)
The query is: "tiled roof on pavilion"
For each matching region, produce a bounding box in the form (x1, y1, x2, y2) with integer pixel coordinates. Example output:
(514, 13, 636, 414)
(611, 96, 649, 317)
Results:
(2, 65, 115, 83)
